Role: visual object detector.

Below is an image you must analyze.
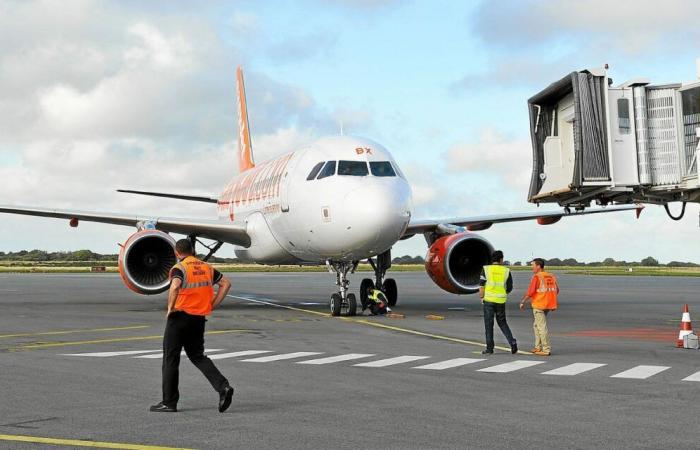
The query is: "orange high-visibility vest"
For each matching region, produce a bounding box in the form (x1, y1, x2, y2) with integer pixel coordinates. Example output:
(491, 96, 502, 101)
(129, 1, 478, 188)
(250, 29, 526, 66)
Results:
(172, 256, 215, 316)
(531, 271, 558, 310)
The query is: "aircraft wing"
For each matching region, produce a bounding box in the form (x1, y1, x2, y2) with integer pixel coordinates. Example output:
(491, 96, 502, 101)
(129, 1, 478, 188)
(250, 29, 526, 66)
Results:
(402, 204, 642, 238)
(0, 205, 251, 247)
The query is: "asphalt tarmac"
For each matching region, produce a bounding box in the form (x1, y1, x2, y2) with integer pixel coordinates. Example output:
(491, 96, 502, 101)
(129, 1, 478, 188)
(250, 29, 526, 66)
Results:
(1, 271, 700, 449)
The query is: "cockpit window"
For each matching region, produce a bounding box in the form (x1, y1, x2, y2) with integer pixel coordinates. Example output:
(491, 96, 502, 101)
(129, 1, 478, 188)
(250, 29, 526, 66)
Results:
(316, 161, 336, 179)
(306, 162, 325, 180)
(369, 161, 396, 177)
(338, 160, 369, 176)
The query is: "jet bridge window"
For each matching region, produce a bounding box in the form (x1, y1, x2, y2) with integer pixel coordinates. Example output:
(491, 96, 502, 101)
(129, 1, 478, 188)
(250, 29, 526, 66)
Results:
(316, 161, 336, 179)
(369, 161, 396, 177)
(338, 160, 369, 176)
(617, 98, 631, 135)
(306, 162, 325, 180)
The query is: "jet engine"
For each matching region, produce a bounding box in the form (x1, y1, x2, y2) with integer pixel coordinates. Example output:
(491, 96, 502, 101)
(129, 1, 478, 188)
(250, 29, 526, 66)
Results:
(425, 233, 494, 294)
(118, 230, 177, 295)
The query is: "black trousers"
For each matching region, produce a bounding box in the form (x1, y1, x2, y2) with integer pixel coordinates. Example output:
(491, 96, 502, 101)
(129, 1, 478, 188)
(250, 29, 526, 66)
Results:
(162, 311, 229, 407)
(483, 301, 516, 352)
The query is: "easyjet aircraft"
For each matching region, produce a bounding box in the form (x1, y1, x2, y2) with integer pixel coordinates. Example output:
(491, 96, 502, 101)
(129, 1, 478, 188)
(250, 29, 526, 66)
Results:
(0, 67, 639, 316)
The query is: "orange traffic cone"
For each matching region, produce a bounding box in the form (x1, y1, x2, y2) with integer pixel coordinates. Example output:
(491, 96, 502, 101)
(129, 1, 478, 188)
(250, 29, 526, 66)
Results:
(677, 304, 693, 348)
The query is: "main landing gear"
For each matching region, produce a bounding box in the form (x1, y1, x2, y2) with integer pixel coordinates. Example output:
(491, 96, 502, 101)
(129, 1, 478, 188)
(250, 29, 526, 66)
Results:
(327, 261, 359, 317)
(326, 250, 398, 317)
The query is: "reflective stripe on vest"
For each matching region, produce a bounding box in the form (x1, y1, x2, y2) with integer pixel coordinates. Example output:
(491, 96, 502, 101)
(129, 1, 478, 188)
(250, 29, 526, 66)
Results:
(483, 265, 509, 304)
(173, 256, 215, 316)
(531, 271, 558, 310)
(368, 289, 386, 304)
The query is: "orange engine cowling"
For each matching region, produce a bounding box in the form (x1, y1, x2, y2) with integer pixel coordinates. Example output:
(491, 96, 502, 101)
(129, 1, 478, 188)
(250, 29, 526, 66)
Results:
(118, 230, 177, 295)
(425, 233, 494, 294)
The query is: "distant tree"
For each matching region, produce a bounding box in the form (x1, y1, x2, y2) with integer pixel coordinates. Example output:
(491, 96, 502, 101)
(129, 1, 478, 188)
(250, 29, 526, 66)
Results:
(641, 256, 659, 266)
(561, 258, 580, 266)
(503, 260, 511, 266)
(602, 257, 617, 266)
(513, 261, 522, 266)
(547, 258, 563, 266)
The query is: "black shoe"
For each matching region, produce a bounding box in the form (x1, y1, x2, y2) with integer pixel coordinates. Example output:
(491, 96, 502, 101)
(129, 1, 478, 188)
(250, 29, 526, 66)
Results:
(511, 343, 518, 354)
(219, 386, 234, 413)
(150, 402, 177, 412)
(481, 349, 494, 355)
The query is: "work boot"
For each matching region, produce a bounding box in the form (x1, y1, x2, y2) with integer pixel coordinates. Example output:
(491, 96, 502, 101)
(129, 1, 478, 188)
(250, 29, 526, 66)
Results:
(150, 402, 177, 412)
(511, 343, 518, 354)
(530, 348, 541, 353)
(481, 349, 494, 355)
(219, 386, 234, 413)
(533, 350, 551, 356)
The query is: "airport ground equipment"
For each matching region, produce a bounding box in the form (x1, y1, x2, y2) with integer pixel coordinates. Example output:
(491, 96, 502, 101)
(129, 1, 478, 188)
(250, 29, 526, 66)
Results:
(677, 304, 694, 348)
(528, 62, 700, 220)
(683, 333, 698, 349)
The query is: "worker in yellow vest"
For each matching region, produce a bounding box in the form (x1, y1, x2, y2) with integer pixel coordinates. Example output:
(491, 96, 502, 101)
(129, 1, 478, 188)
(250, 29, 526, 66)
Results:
(479, 250, 517, 355)
(364, 287, 388, 315)
(519, 258, 559, 356)
(150, 239, 233, 413)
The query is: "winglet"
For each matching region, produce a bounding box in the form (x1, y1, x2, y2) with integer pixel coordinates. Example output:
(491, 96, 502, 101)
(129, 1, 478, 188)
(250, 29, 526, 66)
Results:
(236, 66, 255, 172)
(635, 204, 644, 219)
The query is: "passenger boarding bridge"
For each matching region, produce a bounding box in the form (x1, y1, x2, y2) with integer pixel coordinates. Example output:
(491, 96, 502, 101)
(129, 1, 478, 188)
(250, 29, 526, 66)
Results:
(527, 61, 700, 221)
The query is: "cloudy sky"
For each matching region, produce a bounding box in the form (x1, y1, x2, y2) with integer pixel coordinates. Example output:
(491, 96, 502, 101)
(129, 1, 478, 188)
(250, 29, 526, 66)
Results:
(2, 0, 700, 263)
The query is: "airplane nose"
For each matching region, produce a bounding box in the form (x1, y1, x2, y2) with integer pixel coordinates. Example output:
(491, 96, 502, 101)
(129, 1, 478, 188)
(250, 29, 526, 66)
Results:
(342, 182, 411, 249)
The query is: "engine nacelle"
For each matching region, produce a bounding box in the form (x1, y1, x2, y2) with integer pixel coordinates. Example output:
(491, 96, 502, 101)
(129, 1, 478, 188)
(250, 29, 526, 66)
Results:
(425, 233, 494, 294)
(118, 230, 176, 295)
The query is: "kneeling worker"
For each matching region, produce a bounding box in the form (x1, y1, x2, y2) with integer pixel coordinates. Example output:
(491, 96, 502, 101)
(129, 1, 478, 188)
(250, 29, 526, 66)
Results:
(364, 287, 388, 315)
(519, 258, 559, 356)
(150, 239, 234, 413)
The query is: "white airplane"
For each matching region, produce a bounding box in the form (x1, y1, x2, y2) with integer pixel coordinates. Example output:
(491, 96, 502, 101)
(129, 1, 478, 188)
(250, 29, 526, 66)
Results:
(0, 67, 640, 316)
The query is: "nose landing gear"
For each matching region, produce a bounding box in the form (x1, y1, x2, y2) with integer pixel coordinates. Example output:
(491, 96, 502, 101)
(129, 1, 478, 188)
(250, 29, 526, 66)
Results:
(327, 260, 359, 317)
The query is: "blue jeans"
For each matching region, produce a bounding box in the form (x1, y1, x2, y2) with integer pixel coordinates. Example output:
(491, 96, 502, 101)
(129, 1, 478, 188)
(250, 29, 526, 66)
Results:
(483, 301, 516, 351)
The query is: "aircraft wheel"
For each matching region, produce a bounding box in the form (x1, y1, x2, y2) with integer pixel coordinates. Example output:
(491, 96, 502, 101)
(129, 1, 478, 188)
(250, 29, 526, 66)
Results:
(359, 278, 374, 310)
(347, 293, 357, 316)
(383, 278, 398, 307)
(330, 293, 342, 317)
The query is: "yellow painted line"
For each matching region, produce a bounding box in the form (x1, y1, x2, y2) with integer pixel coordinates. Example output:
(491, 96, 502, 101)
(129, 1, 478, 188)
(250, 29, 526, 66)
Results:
(0, 433, 194, 449)
(4, 330, 251, 351)
(0, 325, 150, 339)
(229, 295, 531, 354)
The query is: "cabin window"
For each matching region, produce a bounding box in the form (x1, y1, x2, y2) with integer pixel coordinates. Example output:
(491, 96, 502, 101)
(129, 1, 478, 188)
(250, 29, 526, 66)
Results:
(369, 161, 396, 177)
(617, 98, 631, 135)
(317, 161, 336, 179)
(306, 162, 325, 180)
(337, 160, 369, 176)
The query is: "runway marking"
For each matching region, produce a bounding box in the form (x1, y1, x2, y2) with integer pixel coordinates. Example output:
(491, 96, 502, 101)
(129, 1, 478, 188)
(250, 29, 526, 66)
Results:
(542, 363, 607, 376)
(0, 325, 150, 339)
(5, 329, 250, 351)
(353, 355, 430, 367)
(297, 353, 375, 365)
(62, 350, 161, 357)
(610, 365, 671, 379)
(412, 358, 485, 370)
(133, 349, 225, 359)
(208, 350, 272, 360)
(477, 360, 545, 373)
(228, 295, 530, 354)
(241, 351, 323, 362)
(681, 371, 700, 382)
(0, 433, 193, 449)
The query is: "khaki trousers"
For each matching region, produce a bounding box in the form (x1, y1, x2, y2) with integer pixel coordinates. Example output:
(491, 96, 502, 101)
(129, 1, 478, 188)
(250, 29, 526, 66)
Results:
(532, 308, 551, 352)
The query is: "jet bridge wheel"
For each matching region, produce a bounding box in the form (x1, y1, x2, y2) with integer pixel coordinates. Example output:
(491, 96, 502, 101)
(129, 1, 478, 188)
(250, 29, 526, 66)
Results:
(347, 293, 358, 316)
(359, 278, 374, 310)
(330, 293, 342, 317)
(383, 278, 398, 307)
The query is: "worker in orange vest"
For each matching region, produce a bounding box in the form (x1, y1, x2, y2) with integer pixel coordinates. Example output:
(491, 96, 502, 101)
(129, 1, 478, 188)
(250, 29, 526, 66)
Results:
(519, 258, 559, 356)
(150, 239, 233, 413)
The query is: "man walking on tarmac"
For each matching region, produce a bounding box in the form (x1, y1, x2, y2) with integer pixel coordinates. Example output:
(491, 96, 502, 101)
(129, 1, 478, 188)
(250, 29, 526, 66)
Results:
(150, 239, 234, 413)
(520, 258, 559, 356)
(479, 250, 517, 355)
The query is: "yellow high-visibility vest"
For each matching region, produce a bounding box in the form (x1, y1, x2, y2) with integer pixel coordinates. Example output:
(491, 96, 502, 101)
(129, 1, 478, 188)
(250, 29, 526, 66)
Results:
(483, 265, 510, 304)
(368, 289, 387, 304)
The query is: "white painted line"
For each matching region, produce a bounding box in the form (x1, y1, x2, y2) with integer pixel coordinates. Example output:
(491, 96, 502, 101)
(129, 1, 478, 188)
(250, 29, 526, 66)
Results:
(298, 302, 323, 306)
(241, 352, 323, 362)
(477, 360, 546, 373)
(682, 371, 700, 382)
(297, 354, 375, 365)
(413, 358, 485, 370)
(542, 363, 607, 376)
(610, 365, 670, 379)
(134, 349, 225, 359)
(353, 356, 430, 368)
(209, 350, 273, 360)
(61, 350, 161, 357)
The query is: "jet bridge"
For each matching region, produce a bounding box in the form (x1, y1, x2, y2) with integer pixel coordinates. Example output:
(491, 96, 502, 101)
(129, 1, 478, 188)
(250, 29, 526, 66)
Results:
(527, 63, 700, 219)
